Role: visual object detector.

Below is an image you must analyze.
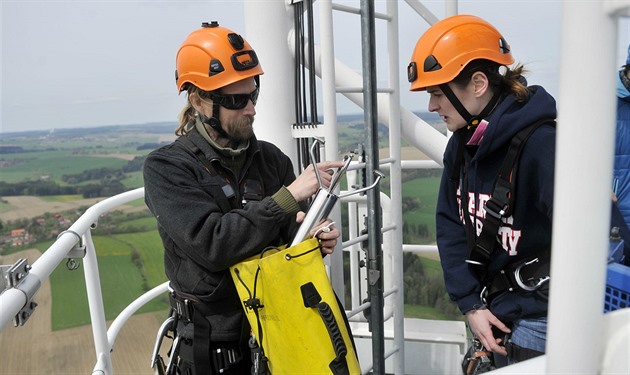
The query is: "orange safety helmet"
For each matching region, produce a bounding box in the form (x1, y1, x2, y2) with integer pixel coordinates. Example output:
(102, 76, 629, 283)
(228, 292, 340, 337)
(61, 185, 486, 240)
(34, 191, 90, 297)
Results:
(176, 21, 264, 93)
(408, 15, 514, 91)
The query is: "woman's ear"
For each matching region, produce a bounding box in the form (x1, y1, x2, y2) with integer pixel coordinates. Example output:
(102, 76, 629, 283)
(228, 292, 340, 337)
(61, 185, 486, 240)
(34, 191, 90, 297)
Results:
(471, 71, 489, 97)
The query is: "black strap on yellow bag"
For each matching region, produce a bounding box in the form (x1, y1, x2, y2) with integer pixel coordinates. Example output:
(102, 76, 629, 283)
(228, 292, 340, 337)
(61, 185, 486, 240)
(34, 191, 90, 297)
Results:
(230, 238, 360, 374)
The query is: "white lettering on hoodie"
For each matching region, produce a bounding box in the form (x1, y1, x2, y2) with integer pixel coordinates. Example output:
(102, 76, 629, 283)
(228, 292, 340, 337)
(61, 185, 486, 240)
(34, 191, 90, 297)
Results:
(456, 188, 521, 255)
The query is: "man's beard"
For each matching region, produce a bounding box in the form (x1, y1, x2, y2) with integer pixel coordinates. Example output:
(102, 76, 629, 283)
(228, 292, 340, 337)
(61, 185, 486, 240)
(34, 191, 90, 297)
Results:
(224, 115, 255, 142)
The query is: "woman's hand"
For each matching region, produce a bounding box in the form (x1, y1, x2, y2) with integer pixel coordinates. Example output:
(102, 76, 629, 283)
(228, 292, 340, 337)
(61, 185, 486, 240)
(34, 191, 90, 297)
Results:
(465, 308, 511, 356)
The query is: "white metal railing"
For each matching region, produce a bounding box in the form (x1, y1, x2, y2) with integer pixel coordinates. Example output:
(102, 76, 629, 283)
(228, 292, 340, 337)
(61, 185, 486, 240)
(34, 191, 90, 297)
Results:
(0, 187, 167, 375)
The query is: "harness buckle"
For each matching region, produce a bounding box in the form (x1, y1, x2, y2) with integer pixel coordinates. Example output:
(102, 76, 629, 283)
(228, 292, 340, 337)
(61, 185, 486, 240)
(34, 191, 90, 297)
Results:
(514, 258, 550, 291)
(168, 288, 196, 322)
(484, 199, 507, 220)
(211, 347, 242, 373)
(480, 286, 488, 305)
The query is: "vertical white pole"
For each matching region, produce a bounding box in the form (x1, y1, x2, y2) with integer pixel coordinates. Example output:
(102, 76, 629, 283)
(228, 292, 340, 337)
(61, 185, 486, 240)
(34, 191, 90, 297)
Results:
(386, 1, 405, 373)
(445, 0, 457, 17)
(244, 1, 297, 163)
(318, 0, 346, 296)
(547, 2, 616, 373)
(83, 230, 113, 374)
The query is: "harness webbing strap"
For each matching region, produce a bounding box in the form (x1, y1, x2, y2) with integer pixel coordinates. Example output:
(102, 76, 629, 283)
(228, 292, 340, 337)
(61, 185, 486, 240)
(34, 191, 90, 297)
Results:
(192, 306, 213, 374)
(466, 118, 556, 280)
(178, 135, 218, 176)
(178, 135, 237, 213)
(168, 290, 230, 374)
(450, 128, 472, 182)
(506, 341, 544, 362)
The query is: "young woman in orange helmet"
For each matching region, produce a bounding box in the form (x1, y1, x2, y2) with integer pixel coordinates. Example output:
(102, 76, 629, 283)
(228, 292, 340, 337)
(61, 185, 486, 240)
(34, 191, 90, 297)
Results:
(409, 15, 557, 367)
(144, 22, 344, 374)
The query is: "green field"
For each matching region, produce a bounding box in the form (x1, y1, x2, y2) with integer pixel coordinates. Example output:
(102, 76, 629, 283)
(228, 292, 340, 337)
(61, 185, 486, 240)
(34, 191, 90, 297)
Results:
(402, 176, 441, 244)
(405, 304, 451, 320)
(0, 127, 165, 185)
(39, 194, 87, 203)
(1, 150, 130, 184)
(0, 200, 13, 213)
(49, 229, 169, 331)
(121, 171, 146, 189)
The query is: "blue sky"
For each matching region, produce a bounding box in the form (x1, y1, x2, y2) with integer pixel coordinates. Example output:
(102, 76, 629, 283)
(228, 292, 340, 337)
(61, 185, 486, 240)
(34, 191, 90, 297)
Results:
(2, 1, 629, 133)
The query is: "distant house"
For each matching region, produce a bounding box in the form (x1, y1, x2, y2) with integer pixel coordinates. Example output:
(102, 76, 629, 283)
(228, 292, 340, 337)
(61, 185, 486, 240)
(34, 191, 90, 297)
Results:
(11, 229, 26, 238)
(10, 228, 31, 247)
(55, 215, 72, 227)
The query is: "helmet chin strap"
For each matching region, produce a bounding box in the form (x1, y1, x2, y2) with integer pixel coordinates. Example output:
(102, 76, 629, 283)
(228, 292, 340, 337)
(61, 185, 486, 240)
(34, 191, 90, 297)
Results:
(198, 101, 229, 139)
(440, 83, 503, 182)
(439, 83, 501, 128)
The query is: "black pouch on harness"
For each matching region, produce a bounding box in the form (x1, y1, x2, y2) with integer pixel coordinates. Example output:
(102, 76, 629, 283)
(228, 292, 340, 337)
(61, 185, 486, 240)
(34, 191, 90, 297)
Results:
(461, 337, 496, 375)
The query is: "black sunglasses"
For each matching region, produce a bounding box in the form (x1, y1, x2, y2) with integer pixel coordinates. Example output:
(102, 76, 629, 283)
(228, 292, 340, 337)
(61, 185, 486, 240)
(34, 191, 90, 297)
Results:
(207, 88, 259, 110)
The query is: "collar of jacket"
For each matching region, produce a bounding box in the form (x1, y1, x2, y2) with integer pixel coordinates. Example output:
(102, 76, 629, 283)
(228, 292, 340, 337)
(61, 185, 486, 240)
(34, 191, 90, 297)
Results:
(193, 117, 250, 158)
(186, 126, 259, 165)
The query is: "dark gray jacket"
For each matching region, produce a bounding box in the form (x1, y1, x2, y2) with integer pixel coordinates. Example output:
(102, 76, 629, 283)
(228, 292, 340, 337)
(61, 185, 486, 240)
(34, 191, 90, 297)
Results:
(143, 127, 301, 341)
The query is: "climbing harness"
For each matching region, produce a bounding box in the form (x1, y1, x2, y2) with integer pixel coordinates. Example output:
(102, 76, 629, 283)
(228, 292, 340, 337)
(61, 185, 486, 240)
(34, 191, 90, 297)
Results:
(150, 287, 247, 375)
(458, 119, 555, 372)
(460, 118, 556, 302)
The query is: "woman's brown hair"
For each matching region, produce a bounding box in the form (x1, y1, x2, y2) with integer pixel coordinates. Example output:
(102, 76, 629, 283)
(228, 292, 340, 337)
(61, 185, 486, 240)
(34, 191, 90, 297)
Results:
(452, 59, 530, 103)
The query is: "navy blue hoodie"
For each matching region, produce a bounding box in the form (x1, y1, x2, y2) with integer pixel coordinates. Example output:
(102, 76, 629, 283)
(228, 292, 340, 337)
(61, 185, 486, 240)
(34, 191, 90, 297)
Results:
(436, 85, 557, 322)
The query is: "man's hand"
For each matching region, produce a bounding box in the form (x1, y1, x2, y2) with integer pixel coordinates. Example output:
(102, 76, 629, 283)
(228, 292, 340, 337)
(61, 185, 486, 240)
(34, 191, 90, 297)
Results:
(287, 161, 346, 202)
(465, 308, 511, 356)
(296, 213, 340, 255)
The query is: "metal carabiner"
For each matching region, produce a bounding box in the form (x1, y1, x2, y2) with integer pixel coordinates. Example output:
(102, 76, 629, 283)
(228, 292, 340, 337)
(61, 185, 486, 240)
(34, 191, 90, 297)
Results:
(514, 258, 550, 292)
(165, 334, 182, 375)
(150, 316, 175, 369)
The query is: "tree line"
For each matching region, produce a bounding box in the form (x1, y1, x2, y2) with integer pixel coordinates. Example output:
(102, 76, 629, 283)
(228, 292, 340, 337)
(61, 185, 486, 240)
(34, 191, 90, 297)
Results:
(0, 156, 146, 198)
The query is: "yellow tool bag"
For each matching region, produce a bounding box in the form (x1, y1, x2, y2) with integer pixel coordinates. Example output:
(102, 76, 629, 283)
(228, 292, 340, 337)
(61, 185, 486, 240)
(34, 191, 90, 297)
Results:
(229, 237, 361, 374)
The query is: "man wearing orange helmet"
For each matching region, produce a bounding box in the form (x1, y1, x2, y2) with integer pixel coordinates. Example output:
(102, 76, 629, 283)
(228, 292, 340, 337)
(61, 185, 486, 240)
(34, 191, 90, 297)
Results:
(408, 15, 557, 367)
(143, 22, 344, 374)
